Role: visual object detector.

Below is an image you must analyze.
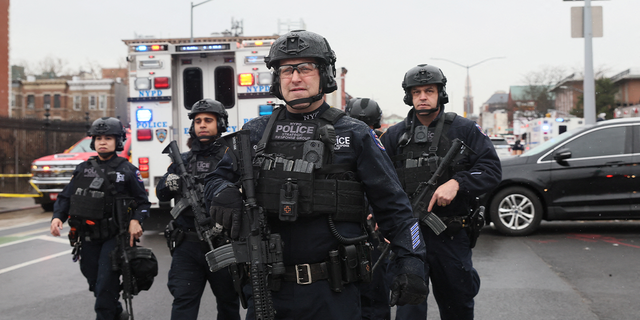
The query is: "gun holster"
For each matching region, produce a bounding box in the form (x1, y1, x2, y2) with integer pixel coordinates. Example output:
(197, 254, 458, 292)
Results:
(164, 220, 184, 256)
(467, 206, 485, 249)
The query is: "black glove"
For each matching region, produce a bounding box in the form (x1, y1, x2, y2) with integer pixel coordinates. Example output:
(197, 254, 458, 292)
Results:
(209, 187, 243, 239)
(389, 273, 428, 306)
(164, 173, 182, 192)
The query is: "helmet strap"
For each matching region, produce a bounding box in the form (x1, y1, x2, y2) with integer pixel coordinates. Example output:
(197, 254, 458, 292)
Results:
(97, 151, 117, 160)
(284, 92, 324, 110)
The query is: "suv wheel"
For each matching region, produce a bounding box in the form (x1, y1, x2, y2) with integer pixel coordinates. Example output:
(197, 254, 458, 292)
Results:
(489, 186, 543, 236)
(41, 203, 54, 212)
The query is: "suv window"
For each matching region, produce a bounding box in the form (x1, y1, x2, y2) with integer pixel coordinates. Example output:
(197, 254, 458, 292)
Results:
(68, 138, 92, 153)
(554, 126, 627, 159)
(491, 138, 508, 146)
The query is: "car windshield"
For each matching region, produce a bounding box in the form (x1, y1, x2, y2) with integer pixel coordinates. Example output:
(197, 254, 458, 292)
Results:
(522, 125, 589, 157)
(68, 138, 92, 153)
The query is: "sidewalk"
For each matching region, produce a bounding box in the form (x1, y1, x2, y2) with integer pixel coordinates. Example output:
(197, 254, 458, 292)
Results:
(0, 197, 41, 213)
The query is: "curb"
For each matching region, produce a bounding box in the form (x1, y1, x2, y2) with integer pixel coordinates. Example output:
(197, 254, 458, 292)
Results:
(0, 205, 42, 214)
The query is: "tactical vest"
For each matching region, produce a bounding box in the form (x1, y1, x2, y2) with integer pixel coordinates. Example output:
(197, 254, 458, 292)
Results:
(69, 157, 127, 221)
(392, 112, 462, 196)
(182, 146, 225, 217)
(255, 107, 366, 223)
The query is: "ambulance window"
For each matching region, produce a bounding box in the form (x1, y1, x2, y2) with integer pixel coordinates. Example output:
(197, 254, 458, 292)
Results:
(214, 66, 235, 108)
(183, 67, 203, 109)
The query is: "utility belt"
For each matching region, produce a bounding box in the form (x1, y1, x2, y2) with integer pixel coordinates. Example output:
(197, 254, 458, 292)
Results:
(69, 216, 119, 242)
(278, 243, 372, 292)
(420, 206, 485, 248)
(164, 220, 226, 255)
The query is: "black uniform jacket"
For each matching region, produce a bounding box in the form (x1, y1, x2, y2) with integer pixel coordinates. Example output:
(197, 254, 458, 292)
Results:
(53, 156, 151, 223)
(205, 103, 426, 278)
(380, 108, 502, 216)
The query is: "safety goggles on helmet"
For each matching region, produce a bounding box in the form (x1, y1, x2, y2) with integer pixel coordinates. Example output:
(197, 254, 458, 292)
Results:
(278, 62, 319, 78)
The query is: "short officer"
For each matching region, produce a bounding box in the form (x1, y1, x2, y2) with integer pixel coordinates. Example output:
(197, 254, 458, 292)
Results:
(346, 97, 391, 320)
(380, 64, 502, 320)
(156, 99, 240, 320)
(205, 30, 428, 320)
(50, 117, 151, 320)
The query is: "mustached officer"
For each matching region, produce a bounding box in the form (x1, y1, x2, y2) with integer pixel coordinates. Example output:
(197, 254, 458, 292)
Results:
(50, 117, 151, 320)
(204, 30, 428, 320)
(156, 99, 240, 320)
(380, 64, 502, 320)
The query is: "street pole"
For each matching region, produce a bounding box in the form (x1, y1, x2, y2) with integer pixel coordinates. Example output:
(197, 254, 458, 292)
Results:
(431, 57, 505, 117)
(190, 0, 214, 43)
(583, 0, 596, 125)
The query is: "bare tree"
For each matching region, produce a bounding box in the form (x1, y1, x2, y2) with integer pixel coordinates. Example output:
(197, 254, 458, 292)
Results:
(520, 66, 569, 115)
(36, 56, 70, 78)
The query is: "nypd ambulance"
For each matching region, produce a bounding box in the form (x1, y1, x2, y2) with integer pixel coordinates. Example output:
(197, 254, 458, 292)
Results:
(122, 35, 280, 209)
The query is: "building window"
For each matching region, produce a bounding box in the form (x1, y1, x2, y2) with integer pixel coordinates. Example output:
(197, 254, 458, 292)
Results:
(27, 95, 35, 109)
(44, 94, 51, 109)
(73, 96, 81, 110)
(89, 95, 97, 110)
(10, 94, 15, 107)
(99, 94, 107, 110)
(54, 94, 61, 109)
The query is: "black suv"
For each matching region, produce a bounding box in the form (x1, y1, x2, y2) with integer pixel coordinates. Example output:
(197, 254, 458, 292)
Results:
(482, 117, 640, 236)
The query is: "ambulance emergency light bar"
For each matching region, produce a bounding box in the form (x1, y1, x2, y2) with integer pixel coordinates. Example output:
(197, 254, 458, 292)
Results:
(134, 45, 168, 52)
(176, 44, 231, 52)
(242, 40, 275, 47)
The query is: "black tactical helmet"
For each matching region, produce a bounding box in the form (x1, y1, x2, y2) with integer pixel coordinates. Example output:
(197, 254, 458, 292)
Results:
(265, 30, 338, 101)
(345, 98, 382, 129)
(87, 117, 127, 151)
(402, 64, 449, 106)
(188, 98, 228, 134)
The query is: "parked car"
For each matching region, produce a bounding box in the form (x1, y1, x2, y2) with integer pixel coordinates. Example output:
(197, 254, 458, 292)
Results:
(490, 136, 512, 159)
(30, 133, 132, 211)
(482, 118, 640, 236)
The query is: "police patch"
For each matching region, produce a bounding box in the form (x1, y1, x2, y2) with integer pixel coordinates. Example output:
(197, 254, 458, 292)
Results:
(196, 161, 211, 172)
(136, 170, 143, 182)
(83, 167, 98, 178)
(156, 129, 167, 143)
(334, 132, 352, 151)
(475, 123, 487, 136)
(369, 129, 385, 151)
(271, 121, 317, 141)
(116, 172, 125, 183)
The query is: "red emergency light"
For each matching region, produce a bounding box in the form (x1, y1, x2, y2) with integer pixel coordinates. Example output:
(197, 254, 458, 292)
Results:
(154, 77, 170, 89)
(138, 157, 150, 178)
(238, 73, 255, 86)
(137, 129, 153, 141)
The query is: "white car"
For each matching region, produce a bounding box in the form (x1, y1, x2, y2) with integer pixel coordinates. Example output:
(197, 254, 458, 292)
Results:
(490, 137, 512, 159)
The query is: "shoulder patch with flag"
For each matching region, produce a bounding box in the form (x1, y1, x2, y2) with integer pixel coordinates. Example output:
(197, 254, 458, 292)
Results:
(475, 123, 487, 136)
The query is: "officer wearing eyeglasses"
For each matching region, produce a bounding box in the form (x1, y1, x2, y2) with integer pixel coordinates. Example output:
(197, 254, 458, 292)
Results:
(204, 30, 428, 320)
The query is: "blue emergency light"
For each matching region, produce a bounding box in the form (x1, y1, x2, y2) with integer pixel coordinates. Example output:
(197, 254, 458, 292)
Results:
(555, 118, 565, 122)
(259, 105, 274, 116)
(135, 45, 148, 52)
(136, 109, 153, 122)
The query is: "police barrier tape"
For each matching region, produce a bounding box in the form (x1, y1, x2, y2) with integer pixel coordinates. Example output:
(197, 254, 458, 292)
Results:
(0, 174, 43, 198)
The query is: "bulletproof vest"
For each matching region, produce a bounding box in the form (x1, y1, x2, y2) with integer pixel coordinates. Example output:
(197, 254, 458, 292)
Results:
(255, 107, 366, 223)
(181, 145, 225, 217)
(69, 157, 127, 221)
(393, 112, 459, 195)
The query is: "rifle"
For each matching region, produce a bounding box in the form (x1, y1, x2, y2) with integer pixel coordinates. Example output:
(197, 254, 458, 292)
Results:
(207, 130, 284, 320)
(161, 141, 225, 261)
(111, 197, 136, 320)
(367, 217, 395, 274)
(410, 138, 473, 235)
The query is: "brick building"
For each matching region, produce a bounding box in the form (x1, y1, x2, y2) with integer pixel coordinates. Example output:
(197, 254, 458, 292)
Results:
(611, 68, 640, 107)
(0, 0, 8, 117)
(10, 76, 127, 123)
(548, 73, 583, 117)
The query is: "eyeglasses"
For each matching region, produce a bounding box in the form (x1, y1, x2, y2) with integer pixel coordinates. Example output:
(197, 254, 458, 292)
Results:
(278, 62, 318, 78)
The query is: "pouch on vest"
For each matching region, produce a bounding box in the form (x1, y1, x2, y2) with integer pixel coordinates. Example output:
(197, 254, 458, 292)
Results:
(279, 178, 299, 222)
(69, 187, 106, 220)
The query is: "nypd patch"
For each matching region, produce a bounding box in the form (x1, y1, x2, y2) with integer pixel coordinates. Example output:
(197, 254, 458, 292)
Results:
(136, 170, 144, 183)
(475, 123, 487, 136)
(369, 129, 385, 151)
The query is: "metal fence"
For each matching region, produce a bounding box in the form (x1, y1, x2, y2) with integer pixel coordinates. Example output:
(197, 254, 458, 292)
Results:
(0, 117, 88, 194)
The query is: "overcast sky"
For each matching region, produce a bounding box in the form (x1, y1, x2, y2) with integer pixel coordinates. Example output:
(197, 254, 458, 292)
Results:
(9, 0, 639, 118)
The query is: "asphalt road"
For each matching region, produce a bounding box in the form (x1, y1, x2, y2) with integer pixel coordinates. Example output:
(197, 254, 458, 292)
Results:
(1, 206, 639, 319)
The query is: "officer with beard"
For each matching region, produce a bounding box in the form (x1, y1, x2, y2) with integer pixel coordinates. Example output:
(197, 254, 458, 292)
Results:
(204, 30, 428, 320)
(380, 64, 501, 320)
(156, 99, 240, 320)
(50, 117, 150, 320)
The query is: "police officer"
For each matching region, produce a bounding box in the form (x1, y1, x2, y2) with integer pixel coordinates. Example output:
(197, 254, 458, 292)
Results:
(346, 97, 391, 320)
(204, 30, 428, 320)
(380, 64, 502, 320)
(156, 99, 240, 320)
(345, 97, 383, 136)
(50, 117, 150, 320)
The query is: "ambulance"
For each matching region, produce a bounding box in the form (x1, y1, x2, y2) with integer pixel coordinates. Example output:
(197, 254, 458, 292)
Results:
(122, 35, 280, 209)
(523, 117, 584, 150)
